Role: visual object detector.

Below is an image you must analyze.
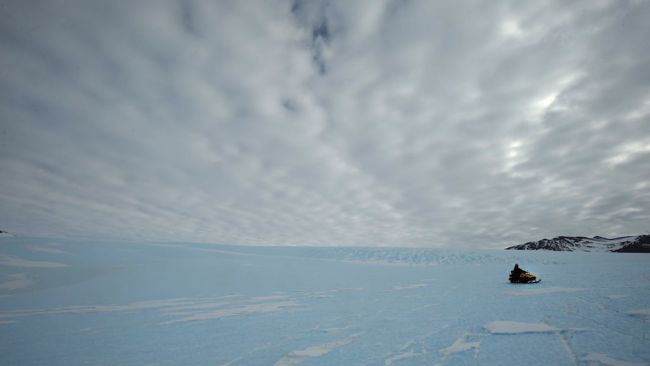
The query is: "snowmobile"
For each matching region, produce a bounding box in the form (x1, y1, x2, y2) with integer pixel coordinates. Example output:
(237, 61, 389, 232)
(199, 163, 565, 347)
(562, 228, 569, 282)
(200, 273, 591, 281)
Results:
(509, 264, 541, 284)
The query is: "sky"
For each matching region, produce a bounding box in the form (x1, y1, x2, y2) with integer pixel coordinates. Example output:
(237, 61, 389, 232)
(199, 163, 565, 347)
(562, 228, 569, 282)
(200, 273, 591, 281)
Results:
(0, 0, 649, 248)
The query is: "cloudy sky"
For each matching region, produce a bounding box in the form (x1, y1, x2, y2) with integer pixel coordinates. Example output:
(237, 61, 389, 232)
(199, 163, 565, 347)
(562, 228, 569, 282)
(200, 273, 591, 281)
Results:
(1, 0, 649, 248)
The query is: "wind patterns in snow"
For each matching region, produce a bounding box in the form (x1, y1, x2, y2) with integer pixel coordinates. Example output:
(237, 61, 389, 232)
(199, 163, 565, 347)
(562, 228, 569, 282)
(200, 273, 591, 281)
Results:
(0, 273, 32, 290)
(0, 295, 306, 325)
(0, 254, 66, 268)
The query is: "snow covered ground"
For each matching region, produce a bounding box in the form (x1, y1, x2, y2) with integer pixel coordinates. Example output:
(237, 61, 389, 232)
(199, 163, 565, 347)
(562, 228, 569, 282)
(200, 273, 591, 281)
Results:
(0, 237, 648, 365)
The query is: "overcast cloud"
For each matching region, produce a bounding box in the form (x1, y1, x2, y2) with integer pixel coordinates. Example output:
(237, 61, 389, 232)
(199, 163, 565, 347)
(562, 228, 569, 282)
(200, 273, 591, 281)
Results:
(1, 0, 649, 248)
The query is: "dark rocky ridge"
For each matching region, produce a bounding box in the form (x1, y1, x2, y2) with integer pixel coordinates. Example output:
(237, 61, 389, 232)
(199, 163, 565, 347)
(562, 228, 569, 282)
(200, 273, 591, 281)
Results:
(612, 235, 650, 253)
(506, 235, 649, 253)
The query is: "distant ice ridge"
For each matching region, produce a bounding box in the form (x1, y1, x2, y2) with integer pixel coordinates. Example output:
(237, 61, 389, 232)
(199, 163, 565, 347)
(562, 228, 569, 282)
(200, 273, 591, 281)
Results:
(204, 245, 566, 266)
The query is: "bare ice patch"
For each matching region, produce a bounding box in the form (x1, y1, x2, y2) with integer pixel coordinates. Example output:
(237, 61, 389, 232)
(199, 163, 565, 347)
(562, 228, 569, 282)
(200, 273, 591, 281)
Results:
(507, 287, 583, 296)
(273, 335, 358, 366)
(435, 333, 480, 365)
(581, 353, 645, 366)
(384, 350, 420, 365)
(0, 254, 66, 268)
(310, 325, 352, 334)
(308, 288, 364, 298)
(392, 283, 427, 291)
(163, 301, 303, 324)
(384, 340, 425, 365)
(249, 295, 288, 302)
(0, 273, 32, 290)
(439, 335, 480, 357)
(627, 309, 650, 320)
(485, 321, 559, 334)
(29, 246, 69, 255)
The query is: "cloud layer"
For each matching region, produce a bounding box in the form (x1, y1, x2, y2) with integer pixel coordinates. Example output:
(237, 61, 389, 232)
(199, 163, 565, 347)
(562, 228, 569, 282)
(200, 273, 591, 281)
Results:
(1, 0, 649, 247)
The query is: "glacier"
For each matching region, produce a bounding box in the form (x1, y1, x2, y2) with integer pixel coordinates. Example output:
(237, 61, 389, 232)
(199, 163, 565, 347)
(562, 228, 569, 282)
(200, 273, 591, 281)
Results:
(0, 236, 649, 365)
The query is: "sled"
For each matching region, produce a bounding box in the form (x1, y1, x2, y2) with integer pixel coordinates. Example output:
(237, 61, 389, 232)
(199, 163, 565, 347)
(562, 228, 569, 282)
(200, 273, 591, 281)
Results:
(511, 278, 541, 284)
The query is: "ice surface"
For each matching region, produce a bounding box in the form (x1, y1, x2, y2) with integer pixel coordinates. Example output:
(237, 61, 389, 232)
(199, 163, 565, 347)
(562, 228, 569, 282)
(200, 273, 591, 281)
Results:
(1, 236, 649, 365)
(484, 321, 558, 334)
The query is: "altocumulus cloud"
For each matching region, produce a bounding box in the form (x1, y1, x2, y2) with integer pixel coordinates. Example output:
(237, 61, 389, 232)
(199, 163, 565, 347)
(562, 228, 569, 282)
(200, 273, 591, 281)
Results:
(0, 0, 648, 248)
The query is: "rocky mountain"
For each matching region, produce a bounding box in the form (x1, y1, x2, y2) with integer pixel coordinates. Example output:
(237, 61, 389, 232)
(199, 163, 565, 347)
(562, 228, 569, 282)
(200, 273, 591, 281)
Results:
(505, 235, 650, 253)
(612, 235, 650, 253)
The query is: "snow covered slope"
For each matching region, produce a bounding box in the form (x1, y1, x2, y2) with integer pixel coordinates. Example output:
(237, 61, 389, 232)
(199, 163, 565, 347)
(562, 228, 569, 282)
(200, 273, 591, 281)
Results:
(1, 237, 649, 365)
(505, 235, 649, 252)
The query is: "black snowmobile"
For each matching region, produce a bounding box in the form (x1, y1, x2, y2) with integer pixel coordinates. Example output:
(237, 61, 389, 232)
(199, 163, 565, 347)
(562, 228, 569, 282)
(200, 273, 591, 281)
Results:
(509, 264, 541, 284)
